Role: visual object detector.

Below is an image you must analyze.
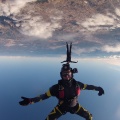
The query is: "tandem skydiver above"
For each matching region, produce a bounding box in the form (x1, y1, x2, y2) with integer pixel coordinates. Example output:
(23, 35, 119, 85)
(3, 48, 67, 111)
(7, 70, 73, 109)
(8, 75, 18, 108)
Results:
(19, 42, 104, 120)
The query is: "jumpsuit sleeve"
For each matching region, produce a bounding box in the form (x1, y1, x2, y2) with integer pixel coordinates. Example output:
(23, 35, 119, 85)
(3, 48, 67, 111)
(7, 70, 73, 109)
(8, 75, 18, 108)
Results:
(78, 81, 99, 91)
(30, 84, 58, 104)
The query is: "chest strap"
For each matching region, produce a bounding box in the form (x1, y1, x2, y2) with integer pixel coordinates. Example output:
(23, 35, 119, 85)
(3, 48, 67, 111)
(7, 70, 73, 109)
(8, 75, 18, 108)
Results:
(58, 80, 80, 99)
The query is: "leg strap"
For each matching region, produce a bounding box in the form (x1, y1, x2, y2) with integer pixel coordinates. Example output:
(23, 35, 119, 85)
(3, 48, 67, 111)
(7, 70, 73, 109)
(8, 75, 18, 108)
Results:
(45, 106, 63, 120)
(75, 104, 92, 120)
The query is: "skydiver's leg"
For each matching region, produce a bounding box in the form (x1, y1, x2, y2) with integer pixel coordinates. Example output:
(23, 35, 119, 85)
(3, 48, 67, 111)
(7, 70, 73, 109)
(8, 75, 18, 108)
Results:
(45, 105, 64, 120)
(66, 42, 69, 56)
(75, 104, 92, 120)
(66, 42, 71, 62)
(68, 42, 72, 61)
(66, 42, 70, 62)
(70, 42, 72, 54)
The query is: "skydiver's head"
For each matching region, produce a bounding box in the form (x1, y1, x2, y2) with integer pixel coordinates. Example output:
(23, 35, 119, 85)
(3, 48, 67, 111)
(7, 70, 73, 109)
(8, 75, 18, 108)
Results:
(60, 64, 73, 81)
(60, 63, 78, 81)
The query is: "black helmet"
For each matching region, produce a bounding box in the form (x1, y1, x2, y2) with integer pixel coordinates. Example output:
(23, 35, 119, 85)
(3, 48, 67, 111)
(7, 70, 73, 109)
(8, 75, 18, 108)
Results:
(61, 64, 72, 72)
(60, 64, 73, 79)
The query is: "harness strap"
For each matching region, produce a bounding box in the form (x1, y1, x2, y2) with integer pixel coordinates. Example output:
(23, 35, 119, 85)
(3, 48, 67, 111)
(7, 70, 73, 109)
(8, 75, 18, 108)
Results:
(59, 84, 64, 99)
(58, 79, 80, 99)
(76, 84, 81, 95)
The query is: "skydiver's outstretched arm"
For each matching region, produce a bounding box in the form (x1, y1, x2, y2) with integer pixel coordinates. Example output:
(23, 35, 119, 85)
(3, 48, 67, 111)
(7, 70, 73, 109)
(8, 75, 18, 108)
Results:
(19, 84, 58, 106)
(78, 81, 104, 96)
(19, 90, 52, 106)
(86, 85, 104, 95)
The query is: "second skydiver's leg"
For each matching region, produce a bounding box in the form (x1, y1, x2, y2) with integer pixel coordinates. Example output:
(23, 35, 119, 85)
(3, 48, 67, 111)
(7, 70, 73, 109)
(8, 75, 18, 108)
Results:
(75, 104, 92, 120)
(66, 42, 69, 62)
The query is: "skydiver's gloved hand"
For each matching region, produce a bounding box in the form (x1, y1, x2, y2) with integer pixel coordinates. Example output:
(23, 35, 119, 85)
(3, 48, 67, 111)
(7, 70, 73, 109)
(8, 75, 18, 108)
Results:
(96, 87, 104, 96)
(19, 97, 32, 106)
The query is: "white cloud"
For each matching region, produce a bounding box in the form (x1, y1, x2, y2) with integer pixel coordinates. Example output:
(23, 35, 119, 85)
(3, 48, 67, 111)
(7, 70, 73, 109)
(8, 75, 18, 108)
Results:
(55, 33, 82, 41)
(19, 15, 62, 39)
(99, 56, 120, 66)
(81, 13, 115, 31)
(81, 8, 120, 32)
(0, 1, 62, 39)
(102, 44, 120, 53)
(4, 39, 16, 47)
(115, 8, 120, 16)
(65, 55, 120, 67)
(108, 55, 120, 59)
(108, 59, 120, 66)
(0, 0, 36, 15)
(73, 47, 99, 55)
(70, 42, 120, 55)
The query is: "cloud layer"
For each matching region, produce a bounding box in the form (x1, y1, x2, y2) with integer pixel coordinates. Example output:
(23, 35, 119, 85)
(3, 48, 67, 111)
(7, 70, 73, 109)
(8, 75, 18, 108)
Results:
(102, 44, 120, 53)
(0, 0, 120, 58)
(1, 1, 120, 39)
(0, 0, 63, 39)
(19, 15, 62, 39)
(0, 0, 36, 15)
(81, 8, 120, 32)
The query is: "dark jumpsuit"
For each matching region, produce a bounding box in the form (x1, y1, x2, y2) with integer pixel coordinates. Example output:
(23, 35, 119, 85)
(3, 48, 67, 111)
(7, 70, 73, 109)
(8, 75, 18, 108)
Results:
(31, 79, 100, 120)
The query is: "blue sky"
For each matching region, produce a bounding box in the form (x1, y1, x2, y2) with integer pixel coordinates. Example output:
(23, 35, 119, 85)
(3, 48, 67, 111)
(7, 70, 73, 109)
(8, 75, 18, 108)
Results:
(0, 56, 120, 120)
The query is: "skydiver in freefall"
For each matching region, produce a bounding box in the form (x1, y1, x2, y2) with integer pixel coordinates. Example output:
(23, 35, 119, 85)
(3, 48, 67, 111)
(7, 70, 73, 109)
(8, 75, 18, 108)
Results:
(61, 42, 78, 63)
(19, 43, 104, 120)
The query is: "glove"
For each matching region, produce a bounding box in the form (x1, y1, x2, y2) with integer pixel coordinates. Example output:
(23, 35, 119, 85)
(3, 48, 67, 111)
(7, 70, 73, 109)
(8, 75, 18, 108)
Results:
(19, 97, 32, 106)
(97, 87, 104, 96)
